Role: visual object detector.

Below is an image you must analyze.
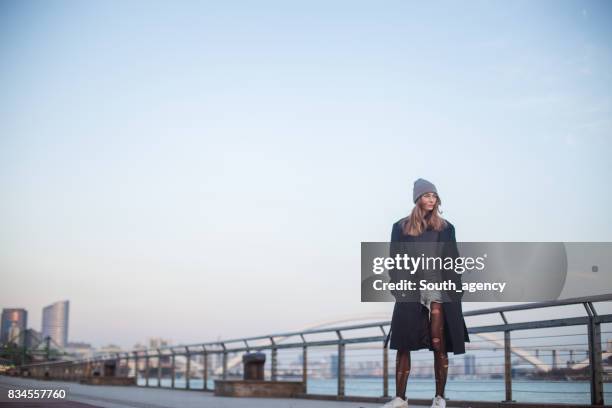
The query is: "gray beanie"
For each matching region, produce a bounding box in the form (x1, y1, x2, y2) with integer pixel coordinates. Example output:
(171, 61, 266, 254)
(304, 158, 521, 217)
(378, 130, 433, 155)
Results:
(413, 178, 438, 203)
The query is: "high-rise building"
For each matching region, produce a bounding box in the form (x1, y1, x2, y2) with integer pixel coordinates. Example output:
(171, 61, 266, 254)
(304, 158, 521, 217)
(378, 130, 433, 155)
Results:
(41, 300, 69, 348)
(1, 308, 28, 346)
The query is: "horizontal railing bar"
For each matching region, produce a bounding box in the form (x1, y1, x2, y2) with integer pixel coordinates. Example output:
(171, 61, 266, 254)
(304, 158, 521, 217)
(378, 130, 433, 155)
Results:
(467, 314, 612, 334)
(463, 293, 612, 317)
(467, 316, 589, 333)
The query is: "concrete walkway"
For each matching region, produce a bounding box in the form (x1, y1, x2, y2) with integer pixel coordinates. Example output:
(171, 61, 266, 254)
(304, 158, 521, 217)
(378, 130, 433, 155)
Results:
(0, 376, 430, 408)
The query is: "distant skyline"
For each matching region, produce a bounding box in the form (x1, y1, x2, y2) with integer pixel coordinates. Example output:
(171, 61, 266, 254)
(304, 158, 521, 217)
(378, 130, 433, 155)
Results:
(1, 1, 611, 349)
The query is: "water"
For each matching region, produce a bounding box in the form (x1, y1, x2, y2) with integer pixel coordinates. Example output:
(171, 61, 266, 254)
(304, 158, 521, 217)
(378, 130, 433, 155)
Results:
(137, 377, 612, 404)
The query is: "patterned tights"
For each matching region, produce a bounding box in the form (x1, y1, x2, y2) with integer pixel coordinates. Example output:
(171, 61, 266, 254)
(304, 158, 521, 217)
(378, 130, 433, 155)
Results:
(395, 302, 448, 400)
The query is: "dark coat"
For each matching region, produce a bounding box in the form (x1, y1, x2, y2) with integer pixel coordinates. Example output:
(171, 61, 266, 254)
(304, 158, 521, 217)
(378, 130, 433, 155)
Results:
(384, 218, 470, 354)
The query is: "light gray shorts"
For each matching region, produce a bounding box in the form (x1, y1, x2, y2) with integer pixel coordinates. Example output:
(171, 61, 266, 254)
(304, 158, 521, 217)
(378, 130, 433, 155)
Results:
(420, 289, 443, 311)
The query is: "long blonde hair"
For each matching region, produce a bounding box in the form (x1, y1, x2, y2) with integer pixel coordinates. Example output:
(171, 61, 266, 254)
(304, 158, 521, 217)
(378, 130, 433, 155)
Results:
(402, 196, 447, 236)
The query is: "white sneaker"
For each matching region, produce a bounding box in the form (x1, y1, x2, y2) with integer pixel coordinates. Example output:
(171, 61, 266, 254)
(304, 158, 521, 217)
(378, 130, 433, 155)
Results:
(431, 395, 446, 408)
(382, 396, 408, 408)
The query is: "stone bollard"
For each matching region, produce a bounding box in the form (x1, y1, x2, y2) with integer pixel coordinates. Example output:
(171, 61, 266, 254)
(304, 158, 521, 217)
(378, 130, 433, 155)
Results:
(242, 352, 266, 380)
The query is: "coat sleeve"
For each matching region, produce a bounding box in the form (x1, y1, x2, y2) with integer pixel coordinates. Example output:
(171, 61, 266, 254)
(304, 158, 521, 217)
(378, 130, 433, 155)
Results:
(388, 223, 401, 300)
(387, 222, 404, 300)
(443, 222, 464, 301)
(391, 221, 401, 242)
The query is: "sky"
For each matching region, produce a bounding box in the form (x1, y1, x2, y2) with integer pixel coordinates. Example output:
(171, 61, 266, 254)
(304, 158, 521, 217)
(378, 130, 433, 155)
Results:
(1, 0, 611, 349)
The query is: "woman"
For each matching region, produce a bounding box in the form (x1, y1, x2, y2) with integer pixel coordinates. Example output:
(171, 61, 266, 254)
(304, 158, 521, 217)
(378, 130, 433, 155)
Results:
(382, 178, 470, 408)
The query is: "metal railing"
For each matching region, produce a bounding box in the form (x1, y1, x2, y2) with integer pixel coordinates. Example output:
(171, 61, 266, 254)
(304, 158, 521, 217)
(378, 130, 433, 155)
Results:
(14, 293, 612, 406)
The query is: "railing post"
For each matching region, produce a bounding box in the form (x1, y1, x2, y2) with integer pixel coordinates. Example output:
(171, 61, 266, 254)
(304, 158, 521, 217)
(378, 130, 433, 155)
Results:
(202, 345, 208, 391)
(500, 312, 514, 403)
(156, 349, 162, 388)
(114, 353, 121, 377)
(585, 302, 604, 405)
(125, 353, 130, 377)
(123, 353, 129, 378)
(336, 330, 345, 397)
(171, 350, 176, 389)
(270, 337, 277, 381)
(185, 346, 190, 390)
(381, 325, 389, 398)
(504, 330, 513, 402)
(133, 352, 139, 385)
(221, 343, 227, 380)
(300, 334, 308, 393)
(145, 351, 150, 387)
